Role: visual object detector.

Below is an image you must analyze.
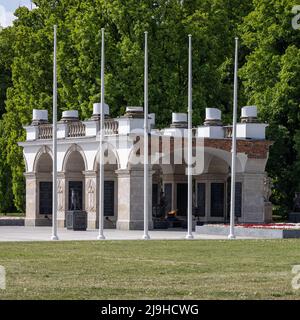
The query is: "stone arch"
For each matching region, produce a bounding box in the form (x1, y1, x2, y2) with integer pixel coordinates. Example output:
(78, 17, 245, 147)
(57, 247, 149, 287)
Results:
(126, 139, 144, 170)
(144, 144, 187, 218)
(93, 142, 120, 171)
(62, 144, 87, 172)
(127, 139, 184, 170)
(93, 142, 119, 226)
(22, 152, 28, 172)
(32, 146, 53, 225)
(62, 145, 87, 213)
(194, 147, 245, 223)
(204, 147, 245, 173)
(33, 146, 53, 173)
(207, 156, 230, 174)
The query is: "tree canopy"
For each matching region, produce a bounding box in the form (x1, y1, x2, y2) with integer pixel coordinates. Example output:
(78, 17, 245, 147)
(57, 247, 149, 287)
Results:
(0, 0, 299, 217)
(240, 0, 300, 216)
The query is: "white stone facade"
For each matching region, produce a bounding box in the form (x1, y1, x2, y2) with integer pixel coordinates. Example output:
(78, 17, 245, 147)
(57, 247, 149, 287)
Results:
(19, 106, 273, 229)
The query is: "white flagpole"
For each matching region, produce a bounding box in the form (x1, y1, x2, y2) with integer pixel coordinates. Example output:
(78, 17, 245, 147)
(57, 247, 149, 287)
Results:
(186, 34, 193, 240)
(97, 28, 105, 240)
(51, 25, 58, 241)
(228, 37, 239, 240)
(143, 31, 150, 240)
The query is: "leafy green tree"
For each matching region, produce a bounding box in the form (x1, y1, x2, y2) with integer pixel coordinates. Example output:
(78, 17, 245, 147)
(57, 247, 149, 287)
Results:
(0, 0, 252, 212)
(0, 27, 13, 117)
(0, 26, 15, 213)
(240, 0, 300, 215)
(0, 120, 15, 213)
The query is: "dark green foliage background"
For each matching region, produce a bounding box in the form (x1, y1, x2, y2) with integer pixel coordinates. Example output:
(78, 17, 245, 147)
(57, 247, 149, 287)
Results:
(0, 0, 299, 217)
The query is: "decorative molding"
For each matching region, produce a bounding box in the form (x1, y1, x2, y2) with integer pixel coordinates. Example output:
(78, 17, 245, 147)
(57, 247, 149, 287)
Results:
(87, 179, 96, 212)
(57, 179, 64, 211)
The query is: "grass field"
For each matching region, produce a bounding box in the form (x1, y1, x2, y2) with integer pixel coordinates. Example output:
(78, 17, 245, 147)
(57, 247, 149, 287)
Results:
(0, 239, 300, 300)
(0, 213, 25, 217)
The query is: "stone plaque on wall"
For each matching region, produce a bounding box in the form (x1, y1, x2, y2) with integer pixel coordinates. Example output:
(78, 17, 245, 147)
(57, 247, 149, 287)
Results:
(39, 181, 52, 215)
(164, 183, 172, 214)
(104, 181, 114, 216)
(227, 180, 242, 218)
(177, 183, 188, 216)
(197, 183, 206, 217)
(211, 183, 224, 217)
(152, 183, 158, 207)
(57, 179, 64, 211)
(87, 179, 96, 212)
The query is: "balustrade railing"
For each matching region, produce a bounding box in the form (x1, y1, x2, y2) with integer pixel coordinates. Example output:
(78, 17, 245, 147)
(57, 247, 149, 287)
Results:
(104, 119, 119, 135)
(38, 119, 119, 139)
(38, 124, 53, 139)
(68, 122, 86, 137)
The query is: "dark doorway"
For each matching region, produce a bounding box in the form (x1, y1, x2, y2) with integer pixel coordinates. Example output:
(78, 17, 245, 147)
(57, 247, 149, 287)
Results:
(211, 183, 225, 217)
(177, 183, 188, 216)
(152, 183, 158, 208)
(68, 181, 83, 210)
(152, 183, 159, 217)
(104, 181, 114, 216)
(197, 183, 206, 217)
(39, 181, 52, 215)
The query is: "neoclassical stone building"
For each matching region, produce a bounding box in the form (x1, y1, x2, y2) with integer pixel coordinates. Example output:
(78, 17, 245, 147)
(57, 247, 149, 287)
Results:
(19, 104, 273, 230)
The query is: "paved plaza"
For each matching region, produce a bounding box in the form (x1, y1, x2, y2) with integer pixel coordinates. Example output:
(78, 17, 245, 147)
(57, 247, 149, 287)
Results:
(0, 226, 259, 241)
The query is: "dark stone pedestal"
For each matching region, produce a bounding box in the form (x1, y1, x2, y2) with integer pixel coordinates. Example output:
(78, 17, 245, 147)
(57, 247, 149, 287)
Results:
(288, 212, 300, 223)
(66, 211, 87, 231)
(167, 217, 183, 228)
(153, 219, 169, 229)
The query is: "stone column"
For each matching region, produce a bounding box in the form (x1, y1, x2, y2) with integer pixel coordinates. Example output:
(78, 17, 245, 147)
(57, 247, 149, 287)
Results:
(24, 173, 38, 226)
(84, 171, 97, 229)
(241, 173, 265, 223)
(116, 168, 153, 230)
(263, 175, 273, 223)
(163, 174, 176, 212)
(25, 172, 55, 226)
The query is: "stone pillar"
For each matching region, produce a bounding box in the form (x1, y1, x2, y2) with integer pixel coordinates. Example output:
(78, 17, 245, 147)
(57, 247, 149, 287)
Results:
(263, 175, 273, 223)
(25, 172, 53, 226)
(84, 171, 97, 229)
(264, 202, 273, 223)
(24, 173, 38, 226)
(116, 168, 153, 230)
(57, 172, 67, 228)
(241, 173, 265, 223)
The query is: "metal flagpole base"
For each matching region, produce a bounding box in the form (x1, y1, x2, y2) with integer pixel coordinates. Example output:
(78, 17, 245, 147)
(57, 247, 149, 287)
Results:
(185, 234, 194, 240)
(143, 234, 150, 240)
(51, 235, 59, 241)
(228, 234, 236, 240)
(97, 234, 106, 240)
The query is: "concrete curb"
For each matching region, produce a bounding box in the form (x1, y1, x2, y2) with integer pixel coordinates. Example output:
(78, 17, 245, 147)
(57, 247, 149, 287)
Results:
(0, 217, 25, 226)
(195, 225, 300, 238)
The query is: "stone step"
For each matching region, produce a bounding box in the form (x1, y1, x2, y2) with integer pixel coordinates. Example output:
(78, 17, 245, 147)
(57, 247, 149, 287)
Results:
(0, 217, 25, 226)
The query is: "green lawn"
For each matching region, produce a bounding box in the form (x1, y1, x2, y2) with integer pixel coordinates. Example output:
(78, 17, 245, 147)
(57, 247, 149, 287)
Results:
(0, 240, 300, 300)
(0, 213, 25, 217)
